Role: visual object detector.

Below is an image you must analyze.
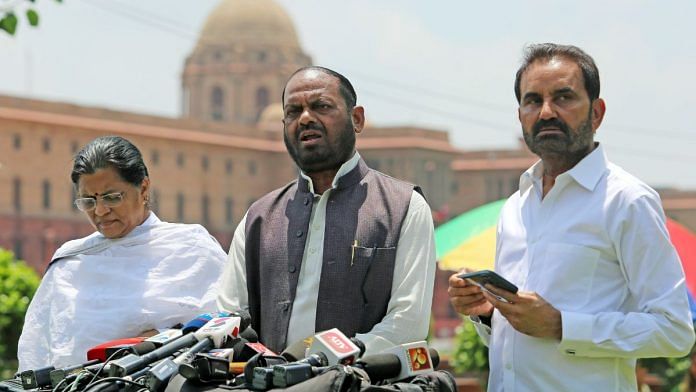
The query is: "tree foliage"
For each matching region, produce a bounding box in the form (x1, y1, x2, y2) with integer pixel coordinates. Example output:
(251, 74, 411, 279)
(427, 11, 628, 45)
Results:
(1, 0, 62, 35)
(0, 248, 40, 377)
(451, 318, 489, 385)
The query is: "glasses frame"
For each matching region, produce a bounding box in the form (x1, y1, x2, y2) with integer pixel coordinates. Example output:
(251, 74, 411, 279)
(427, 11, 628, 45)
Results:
(74, 191, 126, 212)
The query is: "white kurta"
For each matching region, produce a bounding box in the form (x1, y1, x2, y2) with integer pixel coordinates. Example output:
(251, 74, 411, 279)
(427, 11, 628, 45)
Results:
(17, 213, 227, 371)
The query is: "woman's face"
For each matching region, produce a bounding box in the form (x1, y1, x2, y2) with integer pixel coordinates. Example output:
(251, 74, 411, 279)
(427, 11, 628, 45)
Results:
(76, 166, 150, 239)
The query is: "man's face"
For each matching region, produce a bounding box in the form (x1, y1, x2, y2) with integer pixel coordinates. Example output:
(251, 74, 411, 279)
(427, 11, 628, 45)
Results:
(518, 57, 604, 157)
(282, 70, 363, 173)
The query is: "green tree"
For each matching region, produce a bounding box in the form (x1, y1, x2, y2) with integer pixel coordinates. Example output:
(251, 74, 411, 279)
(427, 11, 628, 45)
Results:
(0, 248, 40, 378)
(451, 318, 489, 386)
(1, 0, 62, 35)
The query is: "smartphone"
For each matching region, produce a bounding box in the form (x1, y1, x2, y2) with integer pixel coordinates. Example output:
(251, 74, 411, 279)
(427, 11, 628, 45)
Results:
(457, 270, 518, 300)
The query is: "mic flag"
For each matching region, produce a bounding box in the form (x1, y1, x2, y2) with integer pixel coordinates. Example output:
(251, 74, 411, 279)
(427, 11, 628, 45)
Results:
(381, 341, 434, 382)
(307, 328, 362, 365)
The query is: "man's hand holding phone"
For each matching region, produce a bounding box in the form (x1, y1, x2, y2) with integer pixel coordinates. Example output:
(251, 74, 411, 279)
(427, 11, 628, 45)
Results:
(457, 270, 518, 303)
(449, 269, 562, 339)
(447, 269, 497, 318)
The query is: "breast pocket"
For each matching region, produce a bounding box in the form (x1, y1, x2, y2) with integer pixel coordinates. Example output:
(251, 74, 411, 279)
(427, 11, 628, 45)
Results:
(534, 243, 600, 311)
(351, 246, 396, 302)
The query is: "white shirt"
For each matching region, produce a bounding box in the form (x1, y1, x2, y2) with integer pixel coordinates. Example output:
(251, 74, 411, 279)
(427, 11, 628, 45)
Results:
(18, 213, 227, 371)
(476, 144, 695, 392)
(217, 152, 436, 356)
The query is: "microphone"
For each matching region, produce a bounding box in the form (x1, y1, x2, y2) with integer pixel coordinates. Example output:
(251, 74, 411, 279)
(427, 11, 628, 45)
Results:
(0, 378, 24, 392)
(280, 336, 313, 362)
(245, 352, 287, 390)
(178, 349, 234, 382)
(271, 353, 329, 388)
(19, 365, 54, 389)
(48, 359, 100, 387)
(181, 311, 231, 334)
(143, 329, 183, 347)
(144, 317, 241, 391)
(355, 342, 438, 382)
(176, 327, 260, 383)
(109, 317, 240, 377)
(87, 337, 149, 362)
(238, 325, 259, 343)
(271, 363, 327, 388)
(179, 309, 251, 334)
(307, 328, 364, 365)
(233, 342, 276, 362)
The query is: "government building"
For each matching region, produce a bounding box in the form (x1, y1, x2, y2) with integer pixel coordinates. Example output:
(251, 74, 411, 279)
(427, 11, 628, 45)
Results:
(1, 0, 695, 338)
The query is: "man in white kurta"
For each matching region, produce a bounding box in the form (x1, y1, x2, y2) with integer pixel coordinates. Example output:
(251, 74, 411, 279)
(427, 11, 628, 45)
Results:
(17, 212, 226, 371)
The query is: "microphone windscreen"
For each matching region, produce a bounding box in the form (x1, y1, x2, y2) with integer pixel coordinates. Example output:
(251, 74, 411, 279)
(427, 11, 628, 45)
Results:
(281, 339, 308, 362)
(356, 353, 401, 381)
(130, 341, 157, 356)
(228, 309, 252, 332)
(239, 327, 258, 343)
(429, 348, 440, 368)
(350, 337, 366, 357)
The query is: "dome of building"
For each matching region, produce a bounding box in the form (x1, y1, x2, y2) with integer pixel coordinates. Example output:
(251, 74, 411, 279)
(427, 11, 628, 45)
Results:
(197, 0, 301, 49)
(258, 103, 284, 124)
(256, 103, 284, 132)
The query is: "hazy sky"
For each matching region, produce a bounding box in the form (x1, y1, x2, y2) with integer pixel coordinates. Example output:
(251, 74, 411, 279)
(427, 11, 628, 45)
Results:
(1, 0, 694, 188)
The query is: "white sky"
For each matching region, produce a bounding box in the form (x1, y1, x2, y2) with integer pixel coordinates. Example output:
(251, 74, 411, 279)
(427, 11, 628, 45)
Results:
(1, 0, 694, 189)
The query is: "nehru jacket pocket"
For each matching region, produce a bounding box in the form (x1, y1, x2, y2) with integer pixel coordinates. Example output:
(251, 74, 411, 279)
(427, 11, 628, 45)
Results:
(351, 246, 396, 305)
(535, 243, 600, 311)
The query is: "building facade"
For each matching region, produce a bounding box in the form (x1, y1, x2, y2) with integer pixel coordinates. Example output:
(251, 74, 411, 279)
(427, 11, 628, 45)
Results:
(1, 0, 695, 340)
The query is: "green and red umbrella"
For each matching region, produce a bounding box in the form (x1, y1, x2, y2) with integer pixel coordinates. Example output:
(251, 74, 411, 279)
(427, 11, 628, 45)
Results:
(435, 199, 696, 320)
(435, 201, 696, 295)
(435, 199, 505, 272)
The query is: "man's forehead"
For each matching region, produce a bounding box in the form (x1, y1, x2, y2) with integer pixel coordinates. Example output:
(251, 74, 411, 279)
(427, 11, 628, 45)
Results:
(285, 70, 339, 99)
(520, 57, 584, 92)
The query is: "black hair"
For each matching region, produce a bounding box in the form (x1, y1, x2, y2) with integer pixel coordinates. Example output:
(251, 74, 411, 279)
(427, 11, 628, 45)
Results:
(514, 43, 600, 102)
(281, 66, 357, 109)
(71, 136, 149, 186)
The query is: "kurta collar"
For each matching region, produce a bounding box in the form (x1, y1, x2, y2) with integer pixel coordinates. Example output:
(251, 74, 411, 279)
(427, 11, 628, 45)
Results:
(298, 152, 367, 195)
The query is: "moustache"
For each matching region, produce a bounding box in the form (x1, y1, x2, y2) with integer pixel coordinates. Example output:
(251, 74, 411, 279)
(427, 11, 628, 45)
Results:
(532, 119, 569, 137)
(296, 123, 326, 138)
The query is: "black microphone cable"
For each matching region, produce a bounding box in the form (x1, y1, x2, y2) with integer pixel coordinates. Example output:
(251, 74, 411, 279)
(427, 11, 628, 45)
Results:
(82, 347, 130, 391)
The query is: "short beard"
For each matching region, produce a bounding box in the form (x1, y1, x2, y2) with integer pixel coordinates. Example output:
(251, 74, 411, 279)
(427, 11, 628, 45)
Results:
(284, 119, 356, 174)
(523, 110, 594, 159)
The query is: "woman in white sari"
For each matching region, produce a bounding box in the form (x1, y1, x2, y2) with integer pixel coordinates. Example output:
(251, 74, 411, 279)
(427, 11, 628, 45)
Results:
(18, 136, 227, 371)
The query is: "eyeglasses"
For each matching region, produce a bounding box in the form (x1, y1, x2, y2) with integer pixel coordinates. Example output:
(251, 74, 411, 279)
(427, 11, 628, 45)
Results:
(74, 192, 125, 212)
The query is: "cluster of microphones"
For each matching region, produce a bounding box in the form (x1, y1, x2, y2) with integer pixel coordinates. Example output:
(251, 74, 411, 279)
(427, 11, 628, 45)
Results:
(1, 311, 440, 392)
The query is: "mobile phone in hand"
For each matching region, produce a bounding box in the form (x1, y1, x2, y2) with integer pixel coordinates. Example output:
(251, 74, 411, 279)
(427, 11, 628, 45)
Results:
(457, 270, 518, 302)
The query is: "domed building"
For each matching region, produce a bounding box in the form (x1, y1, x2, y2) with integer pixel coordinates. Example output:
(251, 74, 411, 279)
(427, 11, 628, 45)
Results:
(182, 0, 312, 125)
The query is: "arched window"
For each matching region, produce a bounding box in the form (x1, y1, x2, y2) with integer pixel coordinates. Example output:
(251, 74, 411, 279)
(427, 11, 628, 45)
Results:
(211, 86, 225, 121)
(256, 87, 269, 120)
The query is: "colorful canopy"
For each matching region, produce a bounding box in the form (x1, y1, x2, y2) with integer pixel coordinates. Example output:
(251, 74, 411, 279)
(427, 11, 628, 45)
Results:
(436, 199, 696, 320)
(436, 200, 696, 281)
(435, 199, 505, 272)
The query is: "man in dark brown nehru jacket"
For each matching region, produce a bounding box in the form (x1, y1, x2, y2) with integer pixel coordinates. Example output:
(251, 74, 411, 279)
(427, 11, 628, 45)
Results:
(217, 66, 436, 355)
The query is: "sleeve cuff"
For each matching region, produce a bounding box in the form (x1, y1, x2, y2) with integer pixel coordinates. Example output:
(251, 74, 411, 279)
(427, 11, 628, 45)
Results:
(355, 333, 395, 357)
(469, 316, 492, 345)
(558, 310, 594, 356)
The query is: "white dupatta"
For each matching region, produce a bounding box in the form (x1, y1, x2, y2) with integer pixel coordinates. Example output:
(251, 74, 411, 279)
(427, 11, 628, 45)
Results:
(17, 213, 227, 371)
